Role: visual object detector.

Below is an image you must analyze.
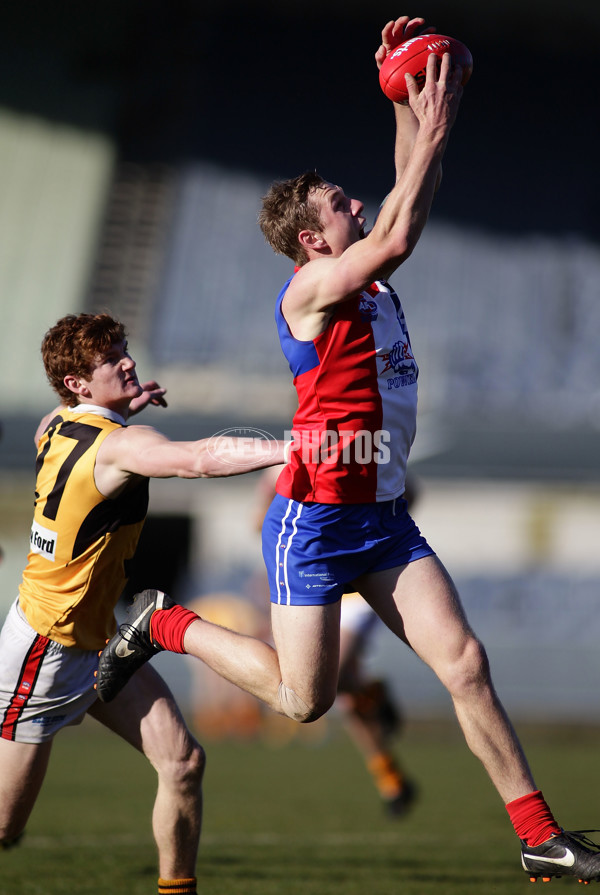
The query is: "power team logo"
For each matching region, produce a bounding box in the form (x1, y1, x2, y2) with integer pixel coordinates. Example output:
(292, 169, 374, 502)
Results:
(381, 338, 418, 388)
(380, 298, 419, 389)
(30, 520, 57, 562)
(368, 284, 418, 388)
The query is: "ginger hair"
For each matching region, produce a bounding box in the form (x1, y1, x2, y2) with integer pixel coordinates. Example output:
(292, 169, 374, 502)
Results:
(41, 313, 127, 406)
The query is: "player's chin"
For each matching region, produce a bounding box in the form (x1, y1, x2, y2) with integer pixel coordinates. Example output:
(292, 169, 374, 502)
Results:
(126, 380, 142, 396)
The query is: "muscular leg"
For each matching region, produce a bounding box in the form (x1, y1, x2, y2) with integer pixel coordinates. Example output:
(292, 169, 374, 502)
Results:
(89, 663, 204, 880)
(271, 601, 341, 722)
(0, 737, 53, 844)
(356, 555, 536, 804)
(182, 602, 342, 723)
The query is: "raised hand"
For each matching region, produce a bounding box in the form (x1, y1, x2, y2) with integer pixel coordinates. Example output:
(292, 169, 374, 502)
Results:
(375, 15, 435, 70)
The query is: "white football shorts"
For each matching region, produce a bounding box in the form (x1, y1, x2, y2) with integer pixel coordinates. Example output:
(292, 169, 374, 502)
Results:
(0, 599, 99, 744)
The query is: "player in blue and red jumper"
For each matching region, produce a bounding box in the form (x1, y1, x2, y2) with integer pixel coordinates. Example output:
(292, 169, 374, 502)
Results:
(97, 14, 600, 882)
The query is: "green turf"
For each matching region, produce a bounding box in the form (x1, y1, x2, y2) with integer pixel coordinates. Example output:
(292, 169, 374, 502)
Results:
(3, 716, 600, 894)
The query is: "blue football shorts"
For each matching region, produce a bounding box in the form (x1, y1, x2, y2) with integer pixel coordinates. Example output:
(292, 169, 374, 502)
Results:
(262, 494, 435, 606)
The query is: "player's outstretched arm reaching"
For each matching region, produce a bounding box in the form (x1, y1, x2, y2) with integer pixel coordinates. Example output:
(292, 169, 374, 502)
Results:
(375, 15, 436, 184)
(277, 23, 463, 346)
(94, 425, 285, 497)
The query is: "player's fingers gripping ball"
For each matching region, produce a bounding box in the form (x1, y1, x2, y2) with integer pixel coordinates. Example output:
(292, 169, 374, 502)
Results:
(379, 33, 473, 103)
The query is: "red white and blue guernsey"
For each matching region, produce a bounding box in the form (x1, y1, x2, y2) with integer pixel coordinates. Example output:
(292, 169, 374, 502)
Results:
(262, 273, 434, 607)
(276, 275, 418, 504)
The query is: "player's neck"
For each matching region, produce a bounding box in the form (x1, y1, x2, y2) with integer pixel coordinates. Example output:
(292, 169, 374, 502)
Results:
(71, 402, 128, 426)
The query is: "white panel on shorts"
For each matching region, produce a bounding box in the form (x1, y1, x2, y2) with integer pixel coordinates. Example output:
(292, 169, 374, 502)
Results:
(0, 600, 99, 744)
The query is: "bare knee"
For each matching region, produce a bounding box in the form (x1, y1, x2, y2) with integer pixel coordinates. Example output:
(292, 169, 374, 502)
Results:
(179, 741, 206, 792)
(277, 682, 335, 723)
(441, 636, 492, 700)
(156, 738, 206, 795)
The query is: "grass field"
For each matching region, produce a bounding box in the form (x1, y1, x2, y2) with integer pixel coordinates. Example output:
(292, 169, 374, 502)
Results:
(3, 716, 600, 894)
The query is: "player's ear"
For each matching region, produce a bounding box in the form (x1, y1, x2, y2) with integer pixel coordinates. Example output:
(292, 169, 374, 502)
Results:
(298, 229, 327, 251)
(63, 374, 90, 398)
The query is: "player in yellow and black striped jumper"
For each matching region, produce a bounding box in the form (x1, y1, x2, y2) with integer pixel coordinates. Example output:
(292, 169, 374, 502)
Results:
(0, 312, 286, 895)
(21, 407, 149, 652)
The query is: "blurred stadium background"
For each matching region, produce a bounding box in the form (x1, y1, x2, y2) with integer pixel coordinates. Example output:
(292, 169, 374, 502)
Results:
(1, 0, 600, 722)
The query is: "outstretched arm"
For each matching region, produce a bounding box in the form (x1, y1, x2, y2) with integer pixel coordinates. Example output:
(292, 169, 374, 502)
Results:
(94, 425, 288, 497)
(298, 47, 463, 306)
(375, 16, 435, 183)
(286, 13, 462, 329)
(365, 50, 462, 278)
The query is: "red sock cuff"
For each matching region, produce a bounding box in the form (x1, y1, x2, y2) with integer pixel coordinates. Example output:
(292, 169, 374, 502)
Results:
(505, 789, 561, 846)
(150, 605, 199, 654)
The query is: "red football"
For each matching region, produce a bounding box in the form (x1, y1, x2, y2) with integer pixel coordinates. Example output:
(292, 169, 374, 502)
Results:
(379, 33, 473, 103)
